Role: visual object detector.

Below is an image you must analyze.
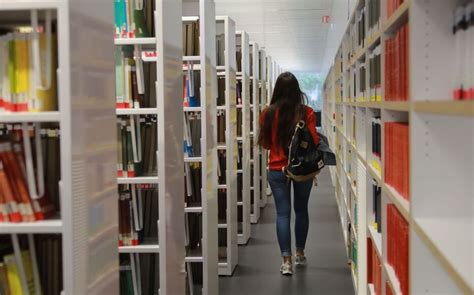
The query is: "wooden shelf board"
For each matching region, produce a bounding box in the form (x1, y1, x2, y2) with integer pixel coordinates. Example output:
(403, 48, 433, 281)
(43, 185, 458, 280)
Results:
(384, 263, 403, 295)
(382, 183, 410, 221)
(413, 101, 474, 117)
(367, 162, 383, 184)
(413, 218, 473, 294)
(358, 101, 382, 109)
(383, 0, 410, 34)
(383, 101, 410, 112)
(368, 225, 382, 259)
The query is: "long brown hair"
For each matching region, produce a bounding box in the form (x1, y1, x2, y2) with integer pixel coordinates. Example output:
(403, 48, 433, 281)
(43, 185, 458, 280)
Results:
(258, 72, 307, 151)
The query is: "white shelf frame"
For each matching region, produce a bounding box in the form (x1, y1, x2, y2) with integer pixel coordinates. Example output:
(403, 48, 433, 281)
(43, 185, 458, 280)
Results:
(235, 31, 251, 246)
(249, 41, 261, 224)
(215, 15, 238, 277)
(258, 49, 268, 209)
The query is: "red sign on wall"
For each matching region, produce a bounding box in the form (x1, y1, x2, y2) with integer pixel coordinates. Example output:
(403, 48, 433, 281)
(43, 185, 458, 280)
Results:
(322, 15, 330, 23)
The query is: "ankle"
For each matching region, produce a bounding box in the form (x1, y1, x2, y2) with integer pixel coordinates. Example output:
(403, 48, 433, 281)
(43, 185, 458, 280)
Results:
(283, 256, 292, 264)
(296, 249, 305, 257)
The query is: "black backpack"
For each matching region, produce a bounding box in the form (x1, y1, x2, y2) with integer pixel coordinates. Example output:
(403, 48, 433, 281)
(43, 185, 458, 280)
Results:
(283, 118, 325, 182)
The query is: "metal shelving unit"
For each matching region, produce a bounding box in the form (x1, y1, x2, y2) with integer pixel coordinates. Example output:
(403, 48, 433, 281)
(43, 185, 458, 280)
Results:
(215, 15, 238, 277)
(235, 31, 251, 245)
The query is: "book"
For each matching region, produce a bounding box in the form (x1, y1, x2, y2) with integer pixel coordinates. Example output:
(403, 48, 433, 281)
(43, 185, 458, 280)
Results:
(384, 22, 409, 101)
(384, 122, 409, 200)
(0, 29, 57, 113)
(453, 2, 474, 100)
(387, 204, 409, 295)
(0, 125, 58, 223)
(182, 21, 200, 56)
(372, 179, 382, 233)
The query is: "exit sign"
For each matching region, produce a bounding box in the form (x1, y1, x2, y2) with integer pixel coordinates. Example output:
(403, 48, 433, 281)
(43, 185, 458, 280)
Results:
(322, 15, 330, 23)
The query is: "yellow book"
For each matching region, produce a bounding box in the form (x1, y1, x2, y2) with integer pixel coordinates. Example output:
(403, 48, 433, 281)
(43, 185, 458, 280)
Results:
(13, 34, 30, 112)
(31, 33, 57, 112)
(20, 250, 36, 294)
(4, 254, 24, 295)
(0, 262, 11, 295)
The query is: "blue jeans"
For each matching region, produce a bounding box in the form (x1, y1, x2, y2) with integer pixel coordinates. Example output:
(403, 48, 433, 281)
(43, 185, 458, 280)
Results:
(268, 170, 313, 257)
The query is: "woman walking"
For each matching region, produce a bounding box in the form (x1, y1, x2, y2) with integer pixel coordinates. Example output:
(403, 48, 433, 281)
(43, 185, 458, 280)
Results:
(258, 72, 319, 276)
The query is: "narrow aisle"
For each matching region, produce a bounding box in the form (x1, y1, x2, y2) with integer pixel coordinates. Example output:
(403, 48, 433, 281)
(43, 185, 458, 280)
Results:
(219, 169, 354, 295)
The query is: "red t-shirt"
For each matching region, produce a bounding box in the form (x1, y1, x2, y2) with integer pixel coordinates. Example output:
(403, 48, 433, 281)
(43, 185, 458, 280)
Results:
(259, 105, 319, 171)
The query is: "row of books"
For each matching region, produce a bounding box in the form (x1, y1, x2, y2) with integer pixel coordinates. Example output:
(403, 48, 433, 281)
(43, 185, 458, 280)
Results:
(367, 0, 381, 37)
(117, 116, 157, 178)
(0, 234, 62, 295)
(384, 23, 409, 101)
(347, 222, 357, 271)
(114, 0, 153, 38)
(0, 124, 59, 223)
(183, 64, 201, 107)
(453, 2, 474, 100)
(368, 45, 382, 102)
(387, 204, 409, 295)
(371, 117, 381, 159)
(185, 163, 202, 208)
(118, 184, 158, 246)
(367, 237, 382, 295)
(387, 0, 406, 19)
(371, 180, 382, 233)
(115, 47, 156, 109)
(0, 31, 57, 113)
(236, 47, 242, 72)
(386, 282, 394, 295)
(384, 122, 409, 200)
(183, 21, 200, 57)
(119, 253, 159, 295)
(184, 112, 202, 158)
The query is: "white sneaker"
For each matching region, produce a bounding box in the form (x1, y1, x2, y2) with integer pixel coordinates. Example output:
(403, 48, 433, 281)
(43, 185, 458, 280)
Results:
(280, 261, 293, 275)
(294, 255, 307, 266)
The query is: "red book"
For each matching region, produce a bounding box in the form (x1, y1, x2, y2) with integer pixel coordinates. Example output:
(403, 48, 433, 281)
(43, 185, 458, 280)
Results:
(3, 145, 36, 222)
(386, 282, 394, 295)
(368, 238, 374, 283)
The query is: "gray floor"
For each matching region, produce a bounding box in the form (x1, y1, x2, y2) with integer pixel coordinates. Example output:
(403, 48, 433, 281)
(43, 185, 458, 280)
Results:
(219, 169, 354, 295)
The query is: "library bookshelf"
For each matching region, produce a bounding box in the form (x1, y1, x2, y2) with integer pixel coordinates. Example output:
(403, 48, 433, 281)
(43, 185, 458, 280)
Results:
(258, 49, 269, 209)
(0, 1, 118, 294)
(114, 0, 187, 293)
(182, 0, 219, 293)
(323, 0, 473, 294)
(249, 41, 261, 224)
(235, 31, 251, 245)
(215, 15, 238, 277)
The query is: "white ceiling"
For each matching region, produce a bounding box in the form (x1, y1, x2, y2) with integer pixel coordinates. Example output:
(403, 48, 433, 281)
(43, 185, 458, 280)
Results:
(214, 0, 356, 74)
